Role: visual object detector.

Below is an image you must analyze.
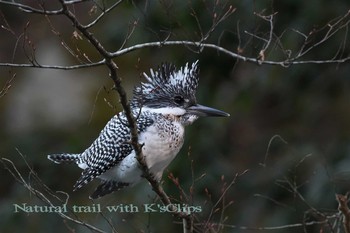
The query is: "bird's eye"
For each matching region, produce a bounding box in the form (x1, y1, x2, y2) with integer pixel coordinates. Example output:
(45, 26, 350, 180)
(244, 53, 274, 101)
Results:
(174, 95, 185, 105)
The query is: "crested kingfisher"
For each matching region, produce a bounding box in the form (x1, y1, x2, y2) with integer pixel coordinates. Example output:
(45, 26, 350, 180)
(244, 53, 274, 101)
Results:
(48, 61, 230, 199)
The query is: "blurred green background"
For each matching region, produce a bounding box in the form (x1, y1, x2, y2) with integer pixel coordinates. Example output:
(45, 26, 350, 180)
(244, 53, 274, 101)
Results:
(1, 0, 350, 232)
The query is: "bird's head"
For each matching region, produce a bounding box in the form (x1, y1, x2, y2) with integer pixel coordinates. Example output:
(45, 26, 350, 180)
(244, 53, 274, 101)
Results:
(133, 61, 229, 125)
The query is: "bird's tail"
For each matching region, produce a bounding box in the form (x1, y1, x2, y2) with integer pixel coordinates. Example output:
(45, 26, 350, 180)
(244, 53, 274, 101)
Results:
(47, 153, 80, 164)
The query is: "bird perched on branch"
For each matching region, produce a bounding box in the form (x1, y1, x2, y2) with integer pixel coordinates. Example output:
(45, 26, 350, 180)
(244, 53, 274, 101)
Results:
(48, 61, 229, 199)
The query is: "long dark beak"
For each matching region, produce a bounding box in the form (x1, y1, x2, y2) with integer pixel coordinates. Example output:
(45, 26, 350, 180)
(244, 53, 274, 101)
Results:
(187, 104, 230, 117)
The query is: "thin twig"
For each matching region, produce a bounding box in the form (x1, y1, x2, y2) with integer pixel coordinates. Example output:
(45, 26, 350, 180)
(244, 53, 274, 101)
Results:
(0, 60, 105, 69)
(336, 194, 350, 233)
(0, 1, 63, 14)
(295, 10, 350, 60)
(1, 157, 106, 233)
(260, 134, 288, 167)
(84, 0, 124, 29)
(196, 217, 339, 231)
(254, 12, 277, 63)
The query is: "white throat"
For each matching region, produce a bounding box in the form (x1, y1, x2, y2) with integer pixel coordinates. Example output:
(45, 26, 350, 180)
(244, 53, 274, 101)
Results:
(142, 106, 186, 116)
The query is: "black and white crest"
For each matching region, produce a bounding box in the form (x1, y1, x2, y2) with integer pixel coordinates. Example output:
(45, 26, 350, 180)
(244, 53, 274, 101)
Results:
(133, 61, 200, 108)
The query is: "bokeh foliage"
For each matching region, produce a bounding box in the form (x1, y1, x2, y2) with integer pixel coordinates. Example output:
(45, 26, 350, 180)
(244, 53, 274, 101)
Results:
(1, 0, 350, 232)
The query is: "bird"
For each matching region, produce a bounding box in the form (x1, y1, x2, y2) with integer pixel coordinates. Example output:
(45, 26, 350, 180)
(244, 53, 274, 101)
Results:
(48, 61, 230, 199)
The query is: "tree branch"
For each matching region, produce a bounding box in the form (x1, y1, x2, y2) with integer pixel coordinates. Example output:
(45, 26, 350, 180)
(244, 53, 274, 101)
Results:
(1, 40, 349, 71)
(1, 153, 107, 233)
(0, 1, 64, 15)
(0, 60, 105, 69)
(336, 194, 350, 233)
(83, 0, 124, 29)
(56, 0, 193, 231)
(2, 1, 350, 232)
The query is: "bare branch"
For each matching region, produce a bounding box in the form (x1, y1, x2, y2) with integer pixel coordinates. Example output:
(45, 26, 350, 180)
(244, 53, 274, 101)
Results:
(204, 171, 247, 231)
(0, 73, 15, 98)
(294, 9, 350, 60)
(1, 155, 106, 233)
(1, 39, 349, 71)
(254, 12, 278, 63)
(110, 40, 350, 66)
(56, 0, 194, 230)
(84, 0, 124, 29)
(0, 60, 105, 69)
(117, 19, 139, 51)
(200, 217, 339, 231)
(0, 1, 63, 15)
(260, 134, 288, 168)
(336, 194, 350, 233)
(0, 1, 349, 74)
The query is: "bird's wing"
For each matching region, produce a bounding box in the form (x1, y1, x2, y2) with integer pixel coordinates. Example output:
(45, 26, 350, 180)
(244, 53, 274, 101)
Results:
(73, 111, 154, 190)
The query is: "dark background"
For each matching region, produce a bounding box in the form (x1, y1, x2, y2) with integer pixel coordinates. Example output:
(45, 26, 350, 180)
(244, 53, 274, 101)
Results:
(1, 0, 350, 232)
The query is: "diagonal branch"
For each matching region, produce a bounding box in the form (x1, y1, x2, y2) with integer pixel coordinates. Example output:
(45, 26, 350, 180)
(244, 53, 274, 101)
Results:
(83, 0, 124, 29)
(0, 1, 64, 15)
(57, 0, 193, 230)
(1, 155, 107, 233)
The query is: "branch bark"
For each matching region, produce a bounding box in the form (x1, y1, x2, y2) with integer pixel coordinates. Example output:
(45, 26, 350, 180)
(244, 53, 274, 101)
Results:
(1, 40, 349, 71)
(57, 0, 193, 231)
(336, 194, 350, 233)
